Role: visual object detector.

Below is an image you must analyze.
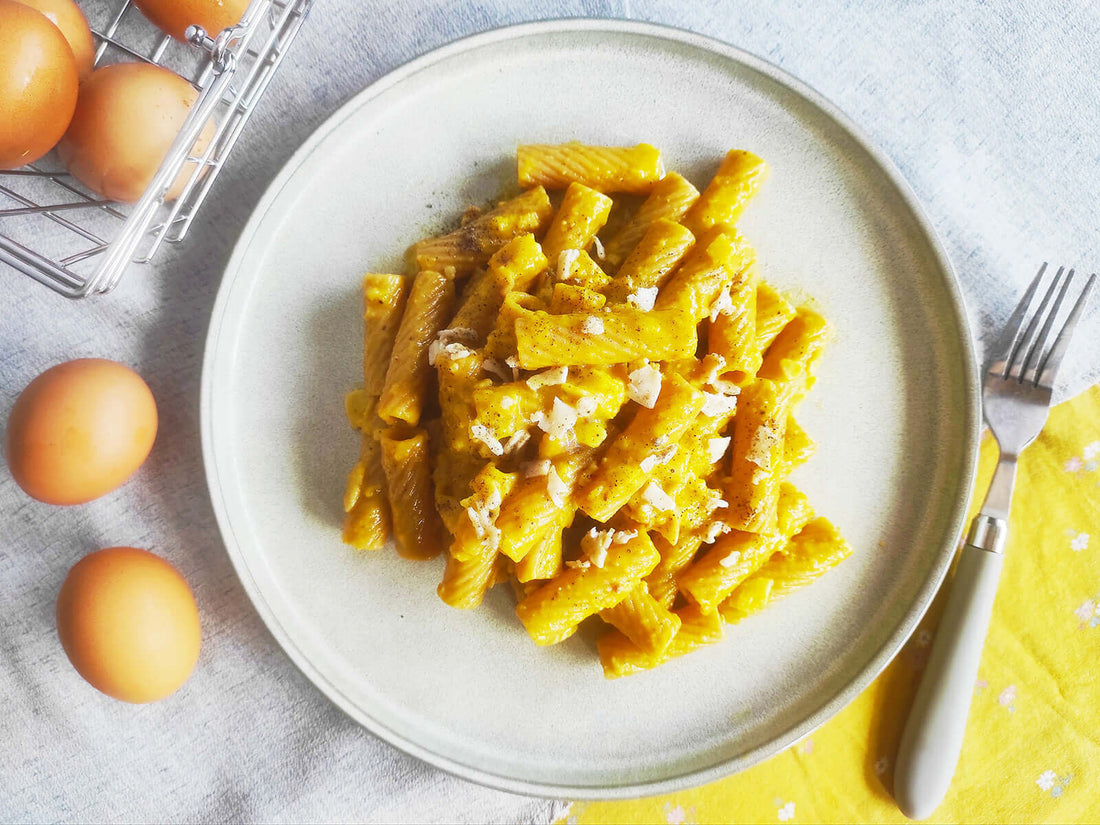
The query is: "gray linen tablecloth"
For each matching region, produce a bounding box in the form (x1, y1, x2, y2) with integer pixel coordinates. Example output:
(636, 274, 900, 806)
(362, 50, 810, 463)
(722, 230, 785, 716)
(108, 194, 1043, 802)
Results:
(2, 1, 1098, 821)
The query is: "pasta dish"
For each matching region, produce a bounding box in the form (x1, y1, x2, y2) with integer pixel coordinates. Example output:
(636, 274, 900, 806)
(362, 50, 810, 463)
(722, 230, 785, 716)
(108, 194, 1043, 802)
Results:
(341, 143, 851, 677)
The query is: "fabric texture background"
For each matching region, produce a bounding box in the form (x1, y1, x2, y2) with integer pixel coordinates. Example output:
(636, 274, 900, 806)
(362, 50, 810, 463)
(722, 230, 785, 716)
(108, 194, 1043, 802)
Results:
(1, 1, 1097, 822)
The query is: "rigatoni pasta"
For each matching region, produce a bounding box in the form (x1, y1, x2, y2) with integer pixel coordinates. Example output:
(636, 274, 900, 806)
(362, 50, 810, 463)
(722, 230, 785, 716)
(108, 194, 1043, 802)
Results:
(515, 530, 662, 645)
(340, 274, 407, 549)
(725, 377, 800, 534)
(413, 187, 553, 278)
(361, 274, 408, 395)
(655, 229, 753, 321)
(341, 142, 850, 678)
(682, 149, 770, 237)
(601, 172, 700, 270)
(540, 182, 613, 261)
(603, 218, 695, 302)
(598, 582, 682, 657)
(518, 142, 664, 194)
(597, 603, 724, 679)
(377, 428, 445, 560)
(377, 269, 455, 426)
(573, 373, 705, 522)
(514, 307, 697, 368)
(719, 518, 852, 624)
(342, 430, 391, 551)
(708, 269, 761, 385)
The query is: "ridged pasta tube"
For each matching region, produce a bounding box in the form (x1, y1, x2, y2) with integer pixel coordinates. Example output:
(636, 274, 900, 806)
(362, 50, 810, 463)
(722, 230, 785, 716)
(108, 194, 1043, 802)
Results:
(554, 248, 611, 291)
(378, 428, 446, 560)
(342, 430, 391, 551)
(783, 418, 815, 469)
(655, 230, 753, 321)
(725, 377, 799, 533)
(621, 434, 694, 533)
(448, 465, 518, 562)
(758, 308, 830, 388)
(377, 270, 455, 426)
(541, 182, 613, 261)
(754, 282, 796, 352)
(597, 603, 724, 678)
(496, 447, 595, 562)
(517, 142, 665, 194)
(471, 381, 539, 441)
(515, 307, 697, 369)
(484, 291, 544, 361)
(574, 373, 706, 522)
(361, 274, 408, 395)
(515, 531, 661, 645)
(604, 218, 696, 303)
(708, 273, 762, 385)
(682, 149, 769, 236)
(436, 350, 485, 454)
(645, 530, 706, 609)
(677, 484, 813, 612)
(413, 187, 552, 277)
(549, 282, 607, 314)
(513, 512, 568, 582)
(719, 517, 852, 623)
(449, 234, 549, 341)
(601, 172, 700, 270)
(598, 581, 682, 657)
(432, 447, 484, 533)
(438, 550, 498, 609)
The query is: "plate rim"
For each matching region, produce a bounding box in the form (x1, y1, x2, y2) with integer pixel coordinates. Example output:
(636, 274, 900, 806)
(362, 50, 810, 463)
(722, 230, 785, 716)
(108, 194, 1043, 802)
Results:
(201, 17, 981, 799)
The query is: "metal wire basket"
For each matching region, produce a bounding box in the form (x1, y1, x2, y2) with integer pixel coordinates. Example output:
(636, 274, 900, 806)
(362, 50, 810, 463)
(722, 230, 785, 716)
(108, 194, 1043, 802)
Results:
(0, 0, 312, 298)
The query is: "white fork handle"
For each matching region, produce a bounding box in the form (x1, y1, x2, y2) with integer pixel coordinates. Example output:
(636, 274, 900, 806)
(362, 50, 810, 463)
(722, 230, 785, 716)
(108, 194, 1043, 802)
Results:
(894, 543, 1004, 820)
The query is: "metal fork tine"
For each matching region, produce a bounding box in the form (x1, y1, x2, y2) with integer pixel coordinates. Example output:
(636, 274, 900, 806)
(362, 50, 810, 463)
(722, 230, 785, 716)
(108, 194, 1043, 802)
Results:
(992, 262, 1046, 377)
(1006, 265, 1063, 380)
(1021, 269, 1073, 385)
(1036, 272, 1097, 389)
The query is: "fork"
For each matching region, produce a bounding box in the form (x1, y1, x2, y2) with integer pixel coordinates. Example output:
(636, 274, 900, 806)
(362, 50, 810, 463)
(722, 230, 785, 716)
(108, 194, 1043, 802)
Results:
(894, 263, 1096, 820)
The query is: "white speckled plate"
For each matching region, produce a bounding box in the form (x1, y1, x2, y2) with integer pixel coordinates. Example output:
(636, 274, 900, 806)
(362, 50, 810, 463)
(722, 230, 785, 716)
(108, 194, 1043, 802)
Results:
(201, 20, 979, 798)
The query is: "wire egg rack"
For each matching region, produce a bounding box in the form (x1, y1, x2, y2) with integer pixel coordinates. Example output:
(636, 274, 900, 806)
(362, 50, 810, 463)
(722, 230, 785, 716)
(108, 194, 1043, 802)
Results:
(0, 0, 312, 298)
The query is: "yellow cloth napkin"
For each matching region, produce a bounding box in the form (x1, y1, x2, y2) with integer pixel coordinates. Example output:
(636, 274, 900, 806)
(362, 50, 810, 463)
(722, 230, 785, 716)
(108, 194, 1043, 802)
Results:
(568, 385, 1100, 824)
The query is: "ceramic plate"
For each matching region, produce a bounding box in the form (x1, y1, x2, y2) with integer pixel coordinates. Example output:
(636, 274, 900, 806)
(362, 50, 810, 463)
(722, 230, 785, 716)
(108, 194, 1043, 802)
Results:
(201, 20, 979, 797)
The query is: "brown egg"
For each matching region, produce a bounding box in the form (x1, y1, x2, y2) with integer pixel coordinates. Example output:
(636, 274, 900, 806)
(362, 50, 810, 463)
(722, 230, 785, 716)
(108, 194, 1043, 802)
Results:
(57, 547, 201, 704)
(0, 0, 79, 169)
(15, 0, 95, 80)
(5, 358, 158, 505)
(132, 0, 247, 41)
(57, 62, 216, 203)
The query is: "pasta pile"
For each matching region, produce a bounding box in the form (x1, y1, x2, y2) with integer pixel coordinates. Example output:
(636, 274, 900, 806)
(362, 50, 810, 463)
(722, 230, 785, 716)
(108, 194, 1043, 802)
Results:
(342, 143, 851, 678)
